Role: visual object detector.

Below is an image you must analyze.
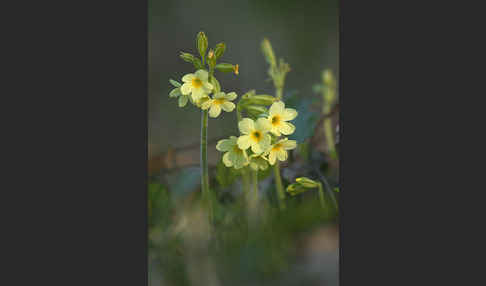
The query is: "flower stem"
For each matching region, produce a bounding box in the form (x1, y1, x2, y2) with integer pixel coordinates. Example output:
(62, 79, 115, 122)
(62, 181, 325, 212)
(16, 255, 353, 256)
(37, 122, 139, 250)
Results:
(251, 169, 259, 200)
(273, 163, 286, 210)
(276, 87, 283, 101)
(201, 109, 212, 223)
(317, 183, 325, 209)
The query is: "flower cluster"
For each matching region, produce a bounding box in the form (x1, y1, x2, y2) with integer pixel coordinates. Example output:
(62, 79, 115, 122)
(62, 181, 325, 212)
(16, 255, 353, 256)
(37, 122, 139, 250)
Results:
(216, 101, 298, 171)
(168, 32, 239, 118)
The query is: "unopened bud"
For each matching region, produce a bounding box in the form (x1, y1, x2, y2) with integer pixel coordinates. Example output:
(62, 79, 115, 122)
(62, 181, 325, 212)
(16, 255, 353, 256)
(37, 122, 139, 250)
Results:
(295, 177, 320, 188)
(215, 63, 235, 73)
(214, 42, 226, 59)
(261, 38, 276, 67)
(196, 31, 208, 59)
(245, 105, 267, 117)
(180, 52, 196, 63)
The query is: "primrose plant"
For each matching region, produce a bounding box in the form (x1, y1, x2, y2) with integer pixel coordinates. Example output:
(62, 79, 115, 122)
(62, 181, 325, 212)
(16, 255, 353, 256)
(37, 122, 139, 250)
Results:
(215, 38, 298, 211)
(168, 31, 239, 222)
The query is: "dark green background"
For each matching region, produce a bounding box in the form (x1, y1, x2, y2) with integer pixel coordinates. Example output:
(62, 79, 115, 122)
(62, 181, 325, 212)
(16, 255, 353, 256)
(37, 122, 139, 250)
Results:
(149, 0, 338, 157)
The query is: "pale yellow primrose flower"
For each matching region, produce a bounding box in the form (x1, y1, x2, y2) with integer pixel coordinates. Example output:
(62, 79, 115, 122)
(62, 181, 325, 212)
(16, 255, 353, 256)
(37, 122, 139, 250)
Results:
(266, 138, 297, 165)
(201, 92, 237, 118)
(267, 101, 298, 136)
(180, 70, 213, 102)
(237, 118, 272, 154)
(249, 153, 269, 171)
(216, 136, 249, 169)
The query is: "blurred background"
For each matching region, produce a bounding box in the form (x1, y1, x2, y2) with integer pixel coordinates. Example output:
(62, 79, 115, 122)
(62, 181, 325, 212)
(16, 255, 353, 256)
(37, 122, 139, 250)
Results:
(149, 0, 339, 285)
(149, 0, 338, 158)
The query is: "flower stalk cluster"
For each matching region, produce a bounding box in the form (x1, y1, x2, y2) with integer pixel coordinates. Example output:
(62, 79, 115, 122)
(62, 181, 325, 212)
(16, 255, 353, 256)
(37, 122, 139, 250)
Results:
(168, 31, 239, 224)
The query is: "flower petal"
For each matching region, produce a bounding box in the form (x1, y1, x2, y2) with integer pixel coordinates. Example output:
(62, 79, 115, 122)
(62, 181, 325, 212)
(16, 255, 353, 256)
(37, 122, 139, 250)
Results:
(234, 151, 248, 169)
(277, 149, 288, 161)
(238, 118, 254, 134)
(178, 95, 188, 107)
(279, 122, 296, 135)
(216, 138, 234, 152)
(180, 83, 192, 95)
(268, 150, 277, 165)
(237, 135, 251, 150)
(195, 69, 208, 81)
(221, 101, 235, 112)
(191, 88, 204, 101)
(269, 101, 285, 116)
(213, 92, 225, 99)
(209, 104, 222, 118)
(203, 82, 213, 93)
(270, 126, 281, 137)
(181, 74, 195, 83)
(225, 92, 237, 101)
(281, 139, 297, 150)
(251, 142, 262, 154)
(259, 134, 272, 153)
(282, 108, 298, 121)
(222, 152, 233, 167)
(200, 99, 212, 110)
(255, 118, 272, 133)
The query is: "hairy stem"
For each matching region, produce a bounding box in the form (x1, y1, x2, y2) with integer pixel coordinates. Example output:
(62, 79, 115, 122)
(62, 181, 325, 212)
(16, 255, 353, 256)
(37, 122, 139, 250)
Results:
(201, 109, 212, 223)
(273, 163, 286, 210)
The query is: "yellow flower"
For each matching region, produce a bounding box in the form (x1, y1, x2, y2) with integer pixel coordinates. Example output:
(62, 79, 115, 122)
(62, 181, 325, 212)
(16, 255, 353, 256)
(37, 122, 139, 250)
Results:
(249, 153, 269, 171)
(267, 101, 298, 136)
(266, 138, 297, 165)
(180, 70, 213, 102)
(216, 136, 249, 169)
(237, 118, 272, 154)
(201, 92, 237, 118)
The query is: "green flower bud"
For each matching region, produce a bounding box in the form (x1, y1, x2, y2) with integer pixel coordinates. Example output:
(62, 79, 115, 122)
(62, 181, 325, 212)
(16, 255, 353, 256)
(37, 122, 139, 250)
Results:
(197, 31, 208, 59)
(169, 87, 181, 98)
(245, 105, 267, 117)
(247, 95, 276, 106)
(215, 63, 235, 73)
(214, 42, 226, 60)
(323, 69, 336, 87)
(169, 79, 181, 88)
(295, 177, 320, 188)
(210, 76, 221, 93)
(207, 49, 217, 69)
(180, 52, 203, 69)
(261, 38, 276, 67)
(286, 183, 307, 196)
(180, 52, 196, 63)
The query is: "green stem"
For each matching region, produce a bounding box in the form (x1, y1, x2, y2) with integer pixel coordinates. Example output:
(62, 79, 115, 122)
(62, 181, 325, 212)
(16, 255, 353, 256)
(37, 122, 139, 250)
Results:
(251, 169, 258, 200)
(201, 109, 212, 223)
(317, 183, 325, 209)
(324, 117, 337, 160)
(276, 87, 283, 101)
(273, 163, 286, 210)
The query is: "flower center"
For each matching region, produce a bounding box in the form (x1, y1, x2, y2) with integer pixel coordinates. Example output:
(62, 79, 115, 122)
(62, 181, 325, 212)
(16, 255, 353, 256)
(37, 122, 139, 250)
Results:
(191, 78, 203, 88)
(250, 131, 262, 142)
(213, 98, 225, 105)
(271, 115, 281, 126)
(272, 143, 282, 151)
(232, 145, 242, 153)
